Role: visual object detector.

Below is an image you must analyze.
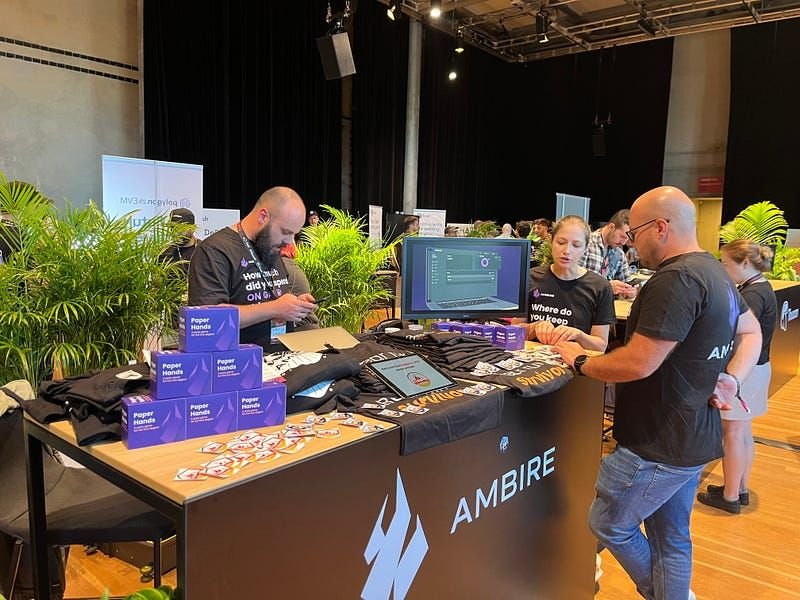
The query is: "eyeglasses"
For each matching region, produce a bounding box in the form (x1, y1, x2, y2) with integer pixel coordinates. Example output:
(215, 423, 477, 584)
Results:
(626, 218, 669, 243)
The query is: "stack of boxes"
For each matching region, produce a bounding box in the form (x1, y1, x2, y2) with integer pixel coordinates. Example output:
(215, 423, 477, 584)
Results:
(432, 321, 526, 351)
(122, 306, 286, 449)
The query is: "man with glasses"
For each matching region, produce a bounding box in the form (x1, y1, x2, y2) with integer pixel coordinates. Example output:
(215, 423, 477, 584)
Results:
(555, 186, 762, 600)
(580, 209, 637, 298)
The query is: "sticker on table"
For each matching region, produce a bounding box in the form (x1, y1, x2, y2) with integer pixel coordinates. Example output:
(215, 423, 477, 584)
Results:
(342, 417, 364, 428)
(316, 428, 341, 438)
(254, 449, 281, 463)
(198, 441, 227, 454)
(360, 423, 386, 433)
(174, 468, 208, 482)
(378, 409, 404, 418)
(203, 464, 236, 478)
(402, 405, 429, 415)
(274, 438, 306, 454)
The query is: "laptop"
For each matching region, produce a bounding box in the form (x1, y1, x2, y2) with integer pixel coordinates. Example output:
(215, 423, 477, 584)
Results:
(276, 326, 359, 352)
(424, 247, 518, 311)
(368, 354, 457, 399)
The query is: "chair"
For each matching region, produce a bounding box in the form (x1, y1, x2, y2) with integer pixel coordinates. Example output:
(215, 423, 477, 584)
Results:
(0, 409, 174, 598)
(371, 270, 399, 320)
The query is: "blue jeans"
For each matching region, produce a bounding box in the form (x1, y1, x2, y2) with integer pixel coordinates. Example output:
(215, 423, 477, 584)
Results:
(590, 445, 704, 600)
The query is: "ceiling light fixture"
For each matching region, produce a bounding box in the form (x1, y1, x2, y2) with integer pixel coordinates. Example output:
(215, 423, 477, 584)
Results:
(387, 0, 399, 21)
(430, 0, 442, 19)
(636, 17, 657, 36)
(536, 11, 550, 44)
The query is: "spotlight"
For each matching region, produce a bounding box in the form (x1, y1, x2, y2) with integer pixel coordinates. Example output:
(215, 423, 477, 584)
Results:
(636, 17, 657, 36)
(536, 11, 550, 44)
(448, 69, 458, 81)
(430, 0, 442, 18)
(455, 42, 465, 54)
(387, 0, 399, 20)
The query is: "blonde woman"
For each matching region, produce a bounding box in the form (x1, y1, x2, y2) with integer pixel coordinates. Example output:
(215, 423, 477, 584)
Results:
(697, 240, 777, 514)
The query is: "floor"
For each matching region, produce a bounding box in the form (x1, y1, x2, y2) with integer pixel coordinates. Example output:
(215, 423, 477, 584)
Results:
(59, 375, 800, 599)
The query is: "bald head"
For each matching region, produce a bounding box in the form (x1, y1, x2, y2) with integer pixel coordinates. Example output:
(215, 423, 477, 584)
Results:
(253, 186, 305, 217)
(630, 186, 701, 268)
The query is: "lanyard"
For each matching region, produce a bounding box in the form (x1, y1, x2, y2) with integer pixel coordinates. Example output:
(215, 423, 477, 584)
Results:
(236, 222, 279, 300)
(737, 273, 763, 291)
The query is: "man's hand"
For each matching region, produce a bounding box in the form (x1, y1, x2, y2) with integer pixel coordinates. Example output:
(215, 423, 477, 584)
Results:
(530, 320, 555, 343)
(709, 372, 737, 411)
(611, 279, 636, 298)
(549, 325, 582, 345)
(268, 293, 317, 323)
(553, 341, 584, 368)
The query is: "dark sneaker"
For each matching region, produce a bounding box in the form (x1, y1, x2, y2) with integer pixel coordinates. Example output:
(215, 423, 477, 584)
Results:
(706, 484, 749, 506)
(697, 492, 741, 514)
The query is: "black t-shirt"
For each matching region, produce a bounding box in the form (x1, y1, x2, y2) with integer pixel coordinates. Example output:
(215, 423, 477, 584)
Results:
(159, 242, 197, 276)
(528, 266, 615, 334)
(740, 280, 777, 365)
(188, 227, 294, 349)
(614, 252, 749, 467)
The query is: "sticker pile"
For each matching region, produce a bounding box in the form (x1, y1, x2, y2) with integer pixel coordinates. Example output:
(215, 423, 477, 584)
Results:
(174, 412, 386, 482)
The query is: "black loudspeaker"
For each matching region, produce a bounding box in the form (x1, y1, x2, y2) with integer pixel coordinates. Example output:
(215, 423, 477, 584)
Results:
(316, 32, 356, 80)
(592, 127, 606, 157)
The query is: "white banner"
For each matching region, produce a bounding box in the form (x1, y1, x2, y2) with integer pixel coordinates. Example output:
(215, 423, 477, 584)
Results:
(101, 155, 203, 228)
(555, 193, 590, 222)
(368, 205, 383, 243)
(413, 208, 447, 237)
(200, 208, 240, 240)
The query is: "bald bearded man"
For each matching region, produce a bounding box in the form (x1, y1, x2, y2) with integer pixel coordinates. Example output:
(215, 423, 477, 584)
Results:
(555, 187, 761, 600)
(189, 186, 319, 350)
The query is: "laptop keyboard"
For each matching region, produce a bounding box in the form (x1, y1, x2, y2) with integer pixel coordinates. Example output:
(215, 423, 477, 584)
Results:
(437, 297, 494, 308)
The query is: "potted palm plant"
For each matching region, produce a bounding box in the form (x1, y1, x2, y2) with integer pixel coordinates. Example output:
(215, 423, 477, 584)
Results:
(719, 201, 800, 281)
(295, 205, 402, 333)
(0, 172, 188, 388)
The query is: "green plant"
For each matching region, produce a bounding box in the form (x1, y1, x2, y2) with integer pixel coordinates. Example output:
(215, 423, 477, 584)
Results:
(101, 585, 177, 600)
(0, 172, 188, 388)
(296, 205, 402, 333)
(719, 200, 799, 281)
(466, 220, 499, 238)
(533, 239, 553, 267)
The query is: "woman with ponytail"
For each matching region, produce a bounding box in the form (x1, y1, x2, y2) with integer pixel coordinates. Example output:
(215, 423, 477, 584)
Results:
(697, 240, 777, 513)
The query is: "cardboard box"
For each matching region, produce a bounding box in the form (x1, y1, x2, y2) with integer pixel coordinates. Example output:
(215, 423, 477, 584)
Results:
(495, 325, 526, 350)
(470, 323, 497, 342)
(186, 392, 238, 439)
(150, 351, 212, 399)
(237, 382, 286, 430)
(212, 344, 264, 393)
(449, 322, 475, 335)
(122, 395, 186, 449)
(178, 306, 239, 353)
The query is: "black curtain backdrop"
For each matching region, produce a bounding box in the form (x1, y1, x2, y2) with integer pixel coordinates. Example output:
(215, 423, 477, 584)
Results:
(417, 28, 673, 224)
(144, 1, 342, 213)
(351, 0, 410, 217)
(724, 18, 800, 228)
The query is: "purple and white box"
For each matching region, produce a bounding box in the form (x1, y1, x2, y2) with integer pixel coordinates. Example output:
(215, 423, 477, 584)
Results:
(471, 323, 497, 342)
(186, 392, 238, 439)
(495, 325, 526, 350)
(150, 350, 212, 399)
(212, 344, 264, 393)
(122, 395, 186, 449)
(449, 322, 475, 335)
(179, 306, 239, 353)
(237, 382, 286, 430)
(432, 321, 452, 332)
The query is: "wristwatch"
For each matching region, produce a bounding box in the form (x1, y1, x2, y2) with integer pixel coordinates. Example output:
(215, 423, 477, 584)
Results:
(573, 354, 590, 376)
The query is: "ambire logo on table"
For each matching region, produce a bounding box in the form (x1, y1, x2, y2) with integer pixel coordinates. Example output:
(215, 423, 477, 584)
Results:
(361, 470, 429, 600)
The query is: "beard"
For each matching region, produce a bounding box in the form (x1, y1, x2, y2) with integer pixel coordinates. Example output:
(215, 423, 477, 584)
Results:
(254, 227, 280, 269)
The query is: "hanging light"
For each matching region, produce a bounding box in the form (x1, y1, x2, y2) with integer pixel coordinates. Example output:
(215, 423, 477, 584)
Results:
(448, 69, 458, 81)
(536, 11, 550, 43)
(430, 0, 442, 19)
(387, 0, 400, 21)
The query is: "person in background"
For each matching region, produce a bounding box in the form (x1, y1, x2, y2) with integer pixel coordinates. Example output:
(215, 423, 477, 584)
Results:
(554, 186, 761, 600)
(515, 221, 532, 240)
(160, 208, 198, 276)
(525, 215, 615, 352)
(579, 209, 637, 299)
(532, 218, 552, 242)
(495, 223, 514, 238)
(307, 210, 320, 227)
(403, 215, 420, 235)
(189, 186, 319, 350)
(444, 225, 459, 237)
(697, 240, 777, 514)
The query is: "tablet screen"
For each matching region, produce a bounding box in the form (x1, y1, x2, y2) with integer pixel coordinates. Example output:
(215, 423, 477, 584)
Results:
(368, 354, 456, 398)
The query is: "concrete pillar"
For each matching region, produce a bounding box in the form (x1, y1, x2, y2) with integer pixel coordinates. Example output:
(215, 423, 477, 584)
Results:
(662, 30, 731, 195)
(402, 19, 422, 214)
